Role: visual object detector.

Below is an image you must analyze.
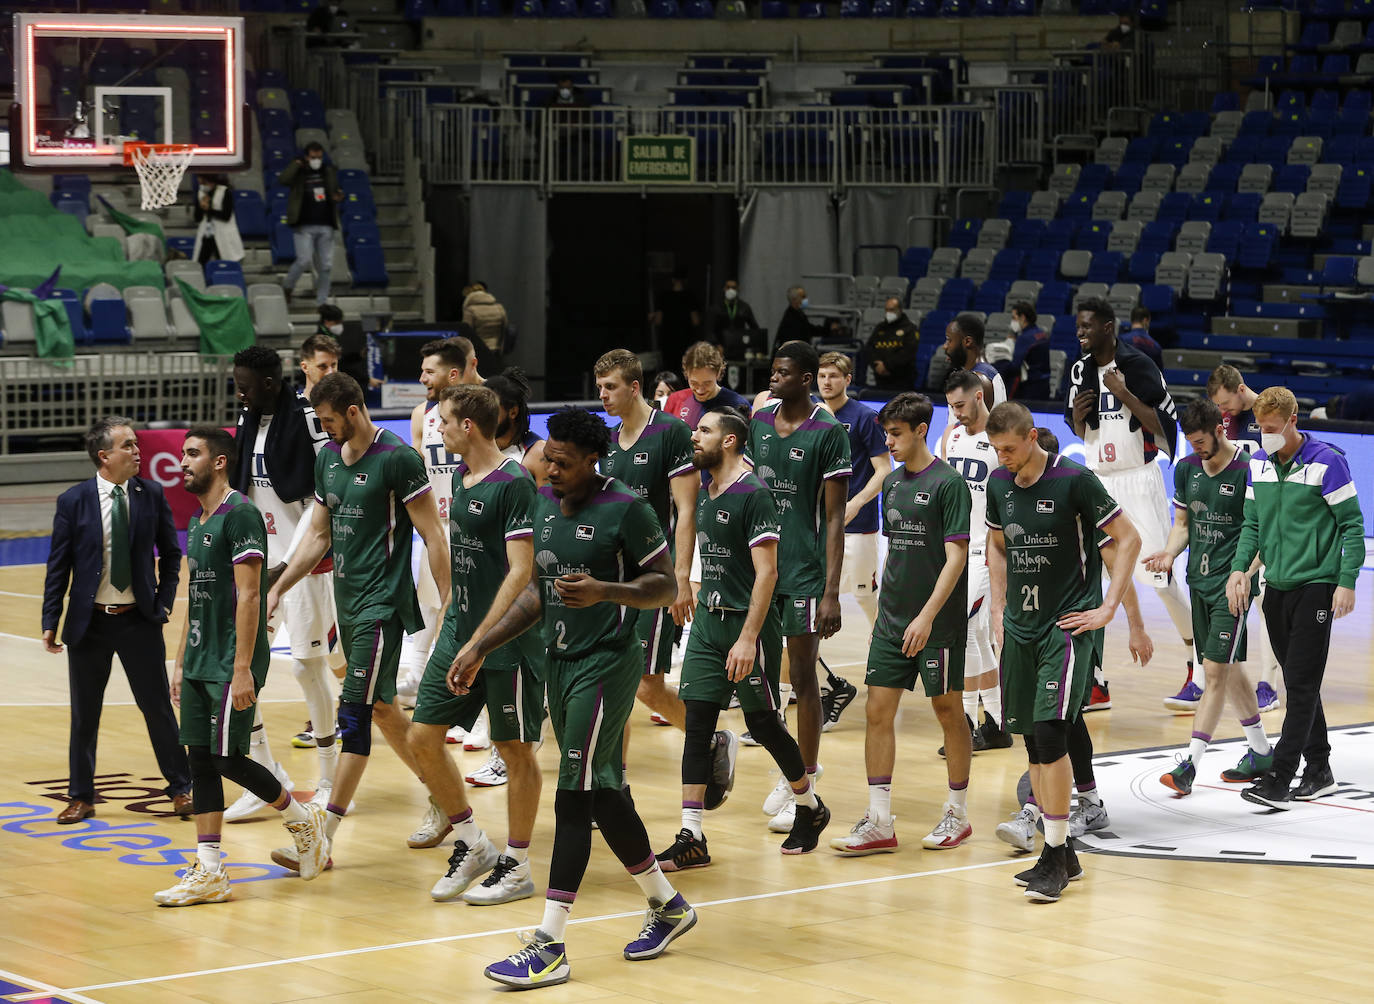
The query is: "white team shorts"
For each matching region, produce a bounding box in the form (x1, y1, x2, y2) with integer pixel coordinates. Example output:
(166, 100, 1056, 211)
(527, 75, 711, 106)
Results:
(966, 552, 990, 618)
(268, 571, 337, 659)
(841, 532, 879, 597)
(1097, 463, 1173, 588)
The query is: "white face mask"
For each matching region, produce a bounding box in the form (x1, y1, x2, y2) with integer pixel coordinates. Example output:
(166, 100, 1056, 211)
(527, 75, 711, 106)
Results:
(328, 323, 344, 336)
(1261, 431, 1288, 456)
(724, 288, 737, 301)
(1009, 319, 1022, 334)
(558, 88, 572, 100)
(800, 298, 809, 309)
(308, 157, 323, 170)
(884, 311, 898, 324)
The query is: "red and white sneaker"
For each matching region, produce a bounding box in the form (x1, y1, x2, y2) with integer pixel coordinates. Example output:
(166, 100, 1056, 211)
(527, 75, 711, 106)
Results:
(920, 804, 972, 849)
(1084, 682, 1111, 712)
(830, 813, 898, 856)
(649, 712, 671, 726)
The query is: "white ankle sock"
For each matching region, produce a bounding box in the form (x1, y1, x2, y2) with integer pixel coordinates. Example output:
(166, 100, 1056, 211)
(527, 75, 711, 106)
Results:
(539, 897, 572, 942)
(868, 778, 892, 825)
(979, 687, 1002, 724)
(1188, 735, 1209, 768)
(630, 860, 675, 904)
(506, 841, 530, 864)
(962, 690, 978, 722)
(681, 805, 703, 840)
(1241, 718, 1271, 755)
(791, 776, 818, 810)
(947, 783, 968, 813)
(279, 797, 309, 824)
(196, 837, 222, 872)
(1043, 814, 1068, 847)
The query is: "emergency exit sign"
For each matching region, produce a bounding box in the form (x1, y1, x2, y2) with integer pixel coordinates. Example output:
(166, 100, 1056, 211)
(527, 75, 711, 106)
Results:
(624, 135, 695, 183)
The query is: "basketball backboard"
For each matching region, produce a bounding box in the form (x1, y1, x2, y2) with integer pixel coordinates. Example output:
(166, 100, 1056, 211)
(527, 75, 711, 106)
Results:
(11, 13, 246, 171)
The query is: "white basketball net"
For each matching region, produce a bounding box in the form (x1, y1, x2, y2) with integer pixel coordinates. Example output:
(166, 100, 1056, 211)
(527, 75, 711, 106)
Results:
(130, 144, 196, 210)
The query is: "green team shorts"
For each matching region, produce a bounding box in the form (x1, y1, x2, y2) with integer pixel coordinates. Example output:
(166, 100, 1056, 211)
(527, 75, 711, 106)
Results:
(678, 604, 783, 713)
(179, 677, 261, 756)
(864, 633, 966, 697)
(547, 643, 641, 791)
(412, 617, 545, 742)
(339, 614, 405, 706)
(1192, 590, 1249, 664)
(774, 593, 819, 637)
(999, 625, 1099, 735)
(635, 605, 681, 676)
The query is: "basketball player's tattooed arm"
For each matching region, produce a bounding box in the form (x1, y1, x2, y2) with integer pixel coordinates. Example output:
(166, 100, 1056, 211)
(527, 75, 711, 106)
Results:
(1143, 504, 1190, 574)
(1059, 512, 1142, 634)
(448, 575, 542, 694)
(986, 526, 1007, 652)
(817, 476, 848, 638)
(450, 537, 534, 690)
(556, 548, 676, 611)
(267, 496, 331, 618)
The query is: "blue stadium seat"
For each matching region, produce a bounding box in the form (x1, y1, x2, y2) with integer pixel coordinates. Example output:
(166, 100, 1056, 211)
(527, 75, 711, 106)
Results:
(232, 190, 269, 239)
(974, 0, 1004, 12)
(974, 281, 1010, 313)
(798, 0, 827, 13)
(514, 0, 546, 15)
(1225, 192, 1261, 222)
(1189, 192, 1225, 222)
(990, 248, 1024, 281)
(948, 218, 982, 250)
(205, 260, 246, 291)
(1009, 219, 1044, 249)
(1060, 192, 1095, 219)
(1128, 250, 1162, 284)
(937, 277, 974, 311)
(1006, 0, 1033, 11)
(1205, 163, 1240, 192)
(873, 0, 901, 12)
(1211, 92, 1239, 113)
(350, 245, 390, 287)
(271, 222, 296, 264)
(1322, 257, 1357, 286)
(1088, 251, 1123, 283)
(1036, 281, 1071, 316)
(683, 0, 714, 14)
(89, 298, 130, 345)
(761, 1, 790, 15)
(1076, 220, 1112, 252)
(841, 0, 871, 14)
(52, 289, 88, 345)
(997, 190, 1031, 219)
(899, 246, 932, 279)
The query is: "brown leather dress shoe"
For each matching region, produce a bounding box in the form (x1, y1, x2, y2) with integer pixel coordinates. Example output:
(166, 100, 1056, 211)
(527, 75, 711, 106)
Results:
(57, 800, 95, 824)
(172, 792, 194, 818)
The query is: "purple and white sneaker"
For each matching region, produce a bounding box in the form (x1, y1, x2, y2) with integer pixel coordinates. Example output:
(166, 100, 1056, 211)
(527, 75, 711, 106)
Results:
(1256, 681, 1280, 714)
(1163, 679, 1203, 713)
(484, 931, 569, 988)
(623, 892, 697, 960)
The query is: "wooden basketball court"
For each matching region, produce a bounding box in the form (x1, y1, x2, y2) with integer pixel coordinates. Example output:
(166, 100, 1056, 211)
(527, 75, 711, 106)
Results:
(2, 560, 1371, 1003)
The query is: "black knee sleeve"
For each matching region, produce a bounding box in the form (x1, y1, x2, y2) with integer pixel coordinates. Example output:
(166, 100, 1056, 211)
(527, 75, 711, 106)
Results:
(592, 785, 654, 869)
(213, 752, 286, 805)
(548, 789, 596, 895)
(681, 701, 720, 787)
(743, 709, 806, 783)
(1032, 718, 1070, 763)
(187, 746, 225, 814)
(1067, 712, 1095, 787)
(338, 700, 373, 756)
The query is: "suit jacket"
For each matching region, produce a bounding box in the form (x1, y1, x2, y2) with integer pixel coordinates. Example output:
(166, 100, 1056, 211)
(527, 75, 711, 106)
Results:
(42, 475, 181, 646)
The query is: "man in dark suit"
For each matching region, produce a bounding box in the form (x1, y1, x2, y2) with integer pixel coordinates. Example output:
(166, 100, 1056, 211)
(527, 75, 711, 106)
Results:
(42, 416, 192, 823)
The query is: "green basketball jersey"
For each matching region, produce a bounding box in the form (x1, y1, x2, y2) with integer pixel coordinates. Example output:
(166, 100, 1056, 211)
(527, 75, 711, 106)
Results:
(314, 427, 429, 632)
(875, 458, 972, 647)
(601, 410, 695, 539)
(744, 401, 852, 597)
(986, 454, 1121, 643)
(184, 490, 270, 684)
(1173, 446, 1252, 593)
(696, 470, 781, 611)
(447, 457, 544, 672)
(533, 475, 668, 658)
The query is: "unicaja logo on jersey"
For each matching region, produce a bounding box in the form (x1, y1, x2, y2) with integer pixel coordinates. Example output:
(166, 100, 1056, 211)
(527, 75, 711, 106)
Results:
(1004, 522, 1026, 541)
(535, 549, 559, 570)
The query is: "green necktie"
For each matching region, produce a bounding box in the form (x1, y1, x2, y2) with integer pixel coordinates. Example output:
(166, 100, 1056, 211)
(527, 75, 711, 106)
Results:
(109, 484, 132, 592)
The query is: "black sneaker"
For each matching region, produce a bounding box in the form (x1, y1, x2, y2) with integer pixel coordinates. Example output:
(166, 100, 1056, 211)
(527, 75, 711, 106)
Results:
(1241, 771, 1293, 810)
(1065, 841, 1084, 882)
(780, 797, 831, 855)
(655, 829, 711, 872)
(938, 714, 984, 758)
(978, 715, 1014, 750)
(1024, 844, 1070, 902)
(1293, 764, 1338, 801)
(705, 730, 739, 810)
(820, 676, 858, 733)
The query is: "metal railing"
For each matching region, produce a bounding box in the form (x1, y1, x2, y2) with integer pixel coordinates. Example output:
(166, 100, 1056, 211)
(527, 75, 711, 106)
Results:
(961, 83, 1045, 167)
(0, 353, 238, 453)
(420, 104, 994, 194)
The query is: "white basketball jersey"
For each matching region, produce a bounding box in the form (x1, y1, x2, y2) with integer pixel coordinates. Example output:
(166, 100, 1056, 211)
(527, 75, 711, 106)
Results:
(420, 400, 461, 521)
(248, 408, 329, 564)
(1084, 363, 1147, 473)
(942, 423, 993, 555)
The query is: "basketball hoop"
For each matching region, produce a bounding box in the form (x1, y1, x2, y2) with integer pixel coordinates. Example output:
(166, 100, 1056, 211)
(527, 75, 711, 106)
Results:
(124, 142, 197, 210)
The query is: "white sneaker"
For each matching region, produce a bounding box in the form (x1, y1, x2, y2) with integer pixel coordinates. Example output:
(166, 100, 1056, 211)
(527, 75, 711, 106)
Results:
(407, 795, 453, 849)
(396, 668, 421, 702)
(768, 800, 795, 833)
(920, 803, 972, 849)
(463, 854, 535, 905)
(284, 803, 331, 880)
(430, 833, 501, 901)
(995, 805, 1039, 853)
(307, 784, 355, 814)
(464, 712, 491, 751)
(1068, 799, 1110, 838)
(224, 761, 292, 823)
(154, 862, 231, 907)
(445, 725, 466, 745)
(830, 813, 898, 855)
(762, 764, 822, 816)
(467, 749, 508, 787)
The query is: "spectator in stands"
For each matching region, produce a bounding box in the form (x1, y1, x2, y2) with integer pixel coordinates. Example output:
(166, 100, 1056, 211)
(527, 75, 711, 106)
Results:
(192, 173, 243, 265)
(1122, 306, 1164, 372)
(547, 74, 588, 108)
(1009, 300, 1051, 401)
(864, 295, 918, 391)
(707, 278, 761, 356)
(1314, 388, 1374, 422)
(461, 281, 509, 366)
(650, 269, 702, 375)
(652, 370, 685, 410)
(943, 313, 1007, 404)
(306, 1, 350, 45)
(774, 285, 824, 355)
(315, 304, 369, 390)
(278, 143, 343, 306)
(299, 331, 341, 396)
(664, 341, 751, 429)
